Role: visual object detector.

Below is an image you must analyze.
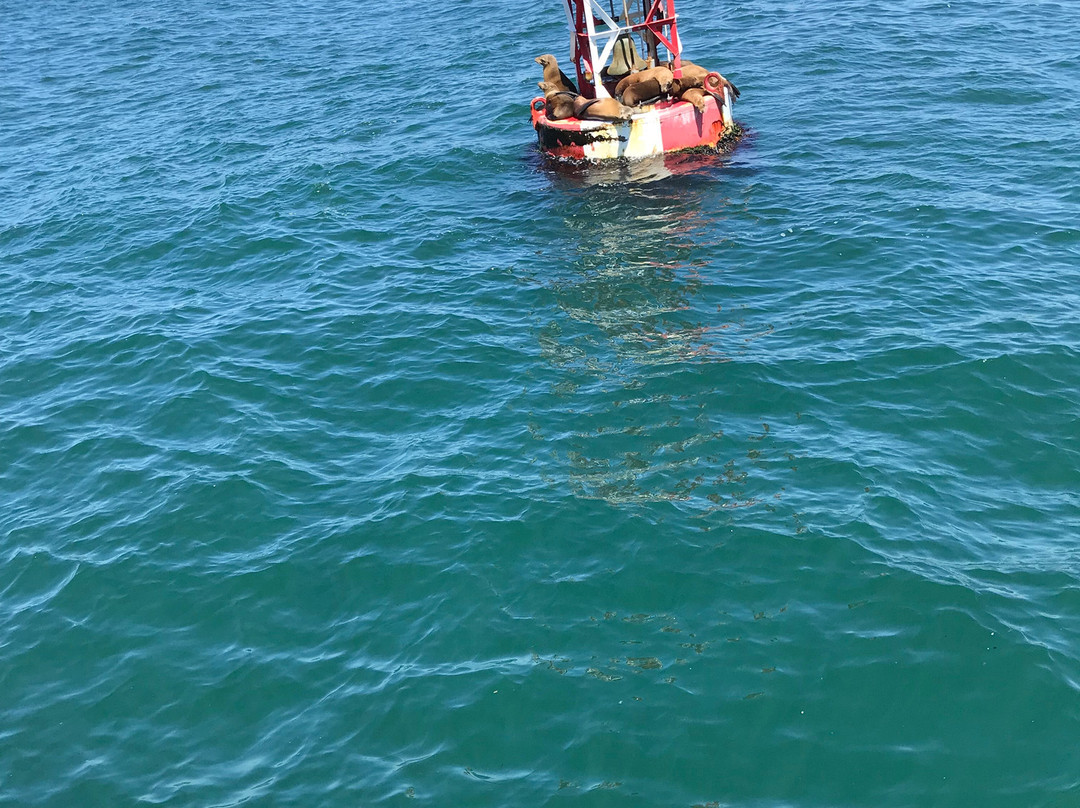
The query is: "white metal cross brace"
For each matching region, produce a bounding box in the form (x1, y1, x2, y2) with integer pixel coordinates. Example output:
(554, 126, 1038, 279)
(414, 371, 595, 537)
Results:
(561, 0, 577, 65)
(561, 0, 633, 98)
(581, 0, 623, 97)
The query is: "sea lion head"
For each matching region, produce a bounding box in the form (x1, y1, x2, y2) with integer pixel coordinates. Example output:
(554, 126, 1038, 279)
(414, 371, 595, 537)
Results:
(681, 88, 707, 114)
(656, 68, 675, 94)
(535, 54, 555, 68)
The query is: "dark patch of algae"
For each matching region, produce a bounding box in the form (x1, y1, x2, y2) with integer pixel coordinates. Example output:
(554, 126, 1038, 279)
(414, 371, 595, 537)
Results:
(536, 122, 745, 166)
(679, 121, 745, 156)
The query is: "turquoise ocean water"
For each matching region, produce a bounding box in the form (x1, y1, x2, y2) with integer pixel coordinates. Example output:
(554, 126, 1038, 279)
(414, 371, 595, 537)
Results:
(3, 0, 1080, 804)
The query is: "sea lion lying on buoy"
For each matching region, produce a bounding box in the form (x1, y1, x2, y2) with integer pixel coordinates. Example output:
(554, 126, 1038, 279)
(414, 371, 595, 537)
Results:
(621, 80, 672, 106)
(667, 60, 709, 90)
(614, 66, 674, 98)
(538, 81, 578, 120)
(677, 86, 709, 114)
(535, 54, 578, 94)
(572, 95, 635, 122)
(667, 61, 741, 99)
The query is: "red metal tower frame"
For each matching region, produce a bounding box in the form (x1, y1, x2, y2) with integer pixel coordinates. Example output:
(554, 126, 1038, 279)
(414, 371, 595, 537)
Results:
(563, 0, 683, 98)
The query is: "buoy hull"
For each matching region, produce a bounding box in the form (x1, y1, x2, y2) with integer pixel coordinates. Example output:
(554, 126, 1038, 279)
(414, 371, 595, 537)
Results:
(530, 95, 732, 161)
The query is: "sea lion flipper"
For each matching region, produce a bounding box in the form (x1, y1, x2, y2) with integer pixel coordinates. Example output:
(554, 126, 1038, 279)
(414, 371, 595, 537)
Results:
(576, 98, 600, 117)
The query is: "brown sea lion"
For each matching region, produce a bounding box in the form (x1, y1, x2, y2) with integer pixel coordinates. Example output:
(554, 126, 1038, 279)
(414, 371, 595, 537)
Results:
(538, 80, 578, 120)
(678, 86, 709, 114)
(535, 54, 578, 94)
(572, 95, 635, 122)
(621, 80, 668, 106)
(667, 61, 709, 90)
(614, 66, 674, 98)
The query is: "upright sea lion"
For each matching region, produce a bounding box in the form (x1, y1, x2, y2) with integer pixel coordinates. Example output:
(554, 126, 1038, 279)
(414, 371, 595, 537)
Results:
(572, 95, 635, 122)
(538, 80, 578, 120)
(614, 66, 674, 99)
(535, 54, 578, 94)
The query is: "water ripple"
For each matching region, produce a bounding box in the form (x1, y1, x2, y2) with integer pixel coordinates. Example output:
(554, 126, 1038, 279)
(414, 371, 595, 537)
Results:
(4, 0, 1080, 805)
